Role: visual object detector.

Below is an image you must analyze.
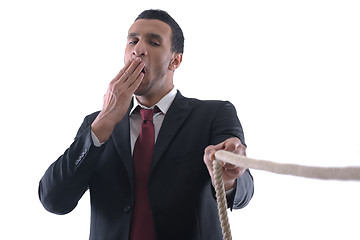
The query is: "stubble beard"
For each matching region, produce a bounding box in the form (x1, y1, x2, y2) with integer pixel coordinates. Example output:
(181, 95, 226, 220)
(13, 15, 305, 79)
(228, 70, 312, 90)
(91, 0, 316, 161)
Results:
(134, 68, 168, 97)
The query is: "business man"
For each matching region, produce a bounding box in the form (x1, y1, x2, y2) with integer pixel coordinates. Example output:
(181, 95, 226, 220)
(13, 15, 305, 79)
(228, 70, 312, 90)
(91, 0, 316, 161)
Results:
(39, 9, 254, 240)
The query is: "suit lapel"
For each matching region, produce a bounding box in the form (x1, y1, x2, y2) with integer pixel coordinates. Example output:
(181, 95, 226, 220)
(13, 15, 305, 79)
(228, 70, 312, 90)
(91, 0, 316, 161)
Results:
(112, 101, 134, 187)
(110, 93, 193, 178)
(151, 91, 193, 171)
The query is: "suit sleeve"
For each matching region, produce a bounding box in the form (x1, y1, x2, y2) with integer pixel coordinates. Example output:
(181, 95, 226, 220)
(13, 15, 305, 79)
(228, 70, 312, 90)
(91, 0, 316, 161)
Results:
(210, 101, 254, 210)
(38, 112, 103, 215)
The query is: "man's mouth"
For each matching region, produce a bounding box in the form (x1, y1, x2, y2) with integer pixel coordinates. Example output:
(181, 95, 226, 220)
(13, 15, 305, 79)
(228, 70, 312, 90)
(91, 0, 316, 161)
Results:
(141, 67, 146, 74)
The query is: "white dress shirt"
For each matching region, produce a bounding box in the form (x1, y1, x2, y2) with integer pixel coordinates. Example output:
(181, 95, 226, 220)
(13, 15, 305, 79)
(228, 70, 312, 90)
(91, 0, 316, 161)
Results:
(129, 87, 177, 154)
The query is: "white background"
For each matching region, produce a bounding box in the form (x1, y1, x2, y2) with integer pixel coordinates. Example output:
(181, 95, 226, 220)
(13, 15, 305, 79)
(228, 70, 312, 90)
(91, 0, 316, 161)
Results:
(1, 0, 359, 239)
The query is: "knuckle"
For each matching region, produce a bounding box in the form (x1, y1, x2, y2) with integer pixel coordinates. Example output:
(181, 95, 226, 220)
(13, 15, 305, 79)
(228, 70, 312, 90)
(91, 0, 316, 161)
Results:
(204, 145, 214, 153)
(233, 168, 241, 175)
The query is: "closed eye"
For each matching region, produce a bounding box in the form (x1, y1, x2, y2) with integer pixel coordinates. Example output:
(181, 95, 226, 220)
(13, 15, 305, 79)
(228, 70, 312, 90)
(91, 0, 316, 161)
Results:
(150, 41, 160, 46)
(128, 37, 139, 45)
(129, 40, 138, 45)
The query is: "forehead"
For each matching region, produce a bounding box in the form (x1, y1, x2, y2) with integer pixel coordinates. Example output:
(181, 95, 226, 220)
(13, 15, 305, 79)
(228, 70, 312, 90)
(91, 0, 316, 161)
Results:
(128, 19, 172, 41)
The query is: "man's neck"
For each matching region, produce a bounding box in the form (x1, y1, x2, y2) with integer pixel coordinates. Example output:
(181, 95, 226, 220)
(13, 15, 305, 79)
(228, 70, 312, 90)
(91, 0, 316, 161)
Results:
(135, 86, 174, 107)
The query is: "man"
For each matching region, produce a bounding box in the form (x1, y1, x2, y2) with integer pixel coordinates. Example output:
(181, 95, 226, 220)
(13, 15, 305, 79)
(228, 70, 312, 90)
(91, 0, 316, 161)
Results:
(39, 9, 254, 240)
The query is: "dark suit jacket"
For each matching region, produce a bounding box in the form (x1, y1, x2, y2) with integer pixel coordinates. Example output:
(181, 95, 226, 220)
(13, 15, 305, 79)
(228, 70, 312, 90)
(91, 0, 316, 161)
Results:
(39, 91, 254, 240)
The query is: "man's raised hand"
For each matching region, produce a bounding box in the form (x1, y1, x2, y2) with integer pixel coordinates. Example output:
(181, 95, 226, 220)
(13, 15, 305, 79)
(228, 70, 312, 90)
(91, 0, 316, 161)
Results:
(91, 57, 144, 143)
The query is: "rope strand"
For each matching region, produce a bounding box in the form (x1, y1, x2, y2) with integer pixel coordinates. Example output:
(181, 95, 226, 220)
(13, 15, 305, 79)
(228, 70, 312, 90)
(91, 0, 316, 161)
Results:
(212, 150, 360, 239)
(213, 159, 232, 240)
(214, 150, 360, 181)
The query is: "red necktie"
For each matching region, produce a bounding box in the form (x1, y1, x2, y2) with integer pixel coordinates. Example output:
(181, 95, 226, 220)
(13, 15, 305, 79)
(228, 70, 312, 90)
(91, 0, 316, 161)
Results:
(130, 108, 157, 240)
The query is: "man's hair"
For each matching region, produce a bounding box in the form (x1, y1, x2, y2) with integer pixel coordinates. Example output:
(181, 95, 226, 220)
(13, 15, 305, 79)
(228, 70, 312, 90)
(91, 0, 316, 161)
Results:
(135, 9, 184, 54)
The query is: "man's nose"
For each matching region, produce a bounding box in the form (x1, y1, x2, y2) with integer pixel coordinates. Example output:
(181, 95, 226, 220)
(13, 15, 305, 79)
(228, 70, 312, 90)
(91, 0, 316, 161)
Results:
(132, 41, 148, 58)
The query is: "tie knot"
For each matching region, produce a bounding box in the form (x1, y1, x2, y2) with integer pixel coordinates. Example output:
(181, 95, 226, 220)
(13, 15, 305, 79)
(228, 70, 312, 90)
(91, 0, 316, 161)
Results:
(139, 108, 156, 121)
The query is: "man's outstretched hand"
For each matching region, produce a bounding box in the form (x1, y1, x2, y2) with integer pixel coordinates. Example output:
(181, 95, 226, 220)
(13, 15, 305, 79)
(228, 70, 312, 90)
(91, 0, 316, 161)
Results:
(204, 137, 247, 191)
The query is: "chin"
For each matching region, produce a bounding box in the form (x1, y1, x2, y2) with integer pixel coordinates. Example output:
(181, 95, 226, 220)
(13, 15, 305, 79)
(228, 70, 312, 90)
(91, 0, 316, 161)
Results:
(134, 83, 151, 97)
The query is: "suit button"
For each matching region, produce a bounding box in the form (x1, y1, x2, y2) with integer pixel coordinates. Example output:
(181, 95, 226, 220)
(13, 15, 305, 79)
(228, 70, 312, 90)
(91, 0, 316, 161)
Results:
(123, 205, 131, 213)
(75, 158, 81, 165)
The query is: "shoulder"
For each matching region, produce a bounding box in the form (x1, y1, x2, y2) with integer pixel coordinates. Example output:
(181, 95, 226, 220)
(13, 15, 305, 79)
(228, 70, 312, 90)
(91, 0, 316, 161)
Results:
(175, 91, 237, 112)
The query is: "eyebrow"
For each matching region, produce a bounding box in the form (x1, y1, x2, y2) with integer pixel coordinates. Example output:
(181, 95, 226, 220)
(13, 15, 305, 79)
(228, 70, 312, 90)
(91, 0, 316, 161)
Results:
(127, 32, 164, 42)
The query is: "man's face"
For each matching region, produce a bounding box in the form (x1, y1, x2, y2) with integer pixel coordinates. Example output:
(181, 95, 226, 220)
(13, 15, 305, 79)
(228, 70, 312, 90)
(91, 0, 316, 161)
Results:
(124, 19, 175, 97)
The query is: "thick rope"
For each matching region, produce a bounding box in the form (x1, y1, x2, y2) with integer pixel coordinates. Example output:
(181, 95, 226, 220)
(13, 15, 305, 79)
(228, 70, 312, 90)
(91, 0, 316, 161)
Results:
(214, 150, 360, 181)
(212, 150, 360, 240)
(213, 159, 232, 240)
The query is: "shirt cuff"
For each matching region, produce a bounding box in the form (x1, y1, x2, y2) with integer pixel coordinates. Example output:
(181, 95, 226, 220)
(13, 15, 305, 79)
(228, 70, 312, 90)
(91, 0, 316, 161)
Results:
(91, 130, 105, 147)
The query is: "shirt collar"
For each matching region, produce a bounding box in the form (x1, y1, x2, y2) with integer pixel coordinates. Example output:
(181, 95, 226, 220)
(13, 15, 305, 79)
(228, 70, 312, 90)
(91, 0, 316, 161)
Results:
(130, 87, 177, 115)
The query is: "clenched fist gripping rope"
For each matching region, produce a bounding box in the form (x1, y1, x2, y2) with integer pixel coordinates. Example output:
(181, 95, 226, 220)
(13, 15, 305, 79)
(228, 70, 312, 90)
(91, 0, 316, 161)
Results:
(212, 150, 360, 240)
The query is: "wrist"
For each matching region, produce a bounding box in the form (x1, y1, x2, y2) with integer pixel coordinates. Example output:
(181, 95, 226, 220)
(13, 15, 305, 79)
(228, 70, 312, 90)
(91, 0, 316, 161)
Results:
(91, 118, 116, 143)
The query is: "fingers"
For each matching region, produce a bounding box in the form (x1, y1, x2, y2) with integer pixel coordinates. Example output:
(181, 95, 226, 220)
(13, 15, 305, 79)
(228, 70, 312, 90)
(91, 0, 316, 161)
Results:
(203, 138, 247, 183)
(223, 138, 246, 156)
(204, 141, 225, 160)
(220, 138, 246, 170)
(223, 167, 246, 183)
(112, 60, 132, 83)
(128, 71, 144, 92)
(204, 138, 245, 162)
(111, 57, 144, 86)
(121, 57, 144, 85)
(203, 142, 223, 171)
(204, 138, 241, 165)
(222, 138, 240, 152)
(204, 145, 216, 162)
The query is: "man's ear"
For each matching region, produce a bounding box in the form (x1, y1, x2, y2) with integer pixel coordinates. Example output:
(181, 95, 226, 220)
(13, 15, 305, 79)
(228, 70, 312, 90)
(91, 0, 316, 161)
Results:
(168, 53, 183, 71)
